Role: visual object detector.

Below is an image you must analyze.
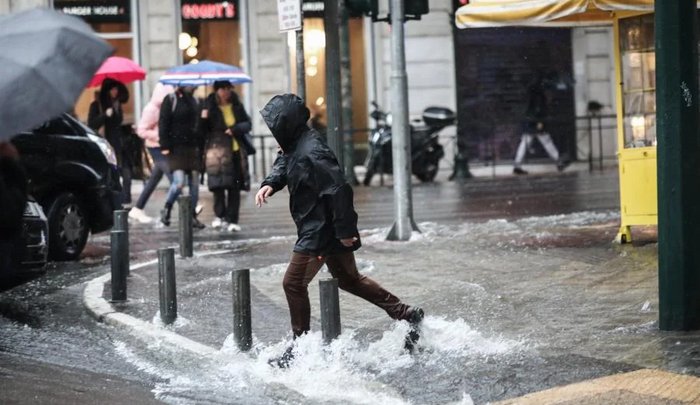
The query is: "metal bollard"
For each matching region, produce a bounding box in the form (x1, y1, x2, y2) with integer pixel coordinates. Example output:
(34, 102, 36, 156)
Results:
(231, 269, 252, 351)
(113, 210, 129, 275)
(178, 195, 193, 258)
(319, 278, 341, 343)
(110, 230, 128, 302)
(158, 248, 177, 325)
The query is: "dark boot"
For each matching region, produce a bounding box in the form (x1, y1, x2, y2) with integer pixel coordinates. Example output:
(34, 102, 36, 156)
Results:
(192, 211, 205, 230)
(268, 345, 295, 369)
(160, 204, 172, 226)
(404, 306, 425, 353)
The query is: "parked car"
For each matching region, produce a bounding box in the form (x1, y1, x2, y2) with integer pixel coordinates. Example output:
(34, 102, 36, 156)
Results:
(0, 200, 49, 283)
(11, 113, 122, 260)
(20, 200, 49, 267)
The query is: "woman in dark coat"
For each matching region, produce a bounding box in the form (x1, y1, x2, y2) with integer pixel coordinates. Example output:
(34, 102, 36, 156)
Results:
(87, 78, 132, 204)
(201, 80, 251, 232)
(158, 85, 205, 229)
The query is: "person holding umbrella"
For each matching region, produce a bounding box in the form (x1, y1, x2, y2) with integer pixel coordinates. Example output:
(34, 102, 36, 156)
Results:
(200, 80, 252, 232)
(128, 83, 175, 224)
(158, 85, 205, 229)
(88, 78, 132, 205)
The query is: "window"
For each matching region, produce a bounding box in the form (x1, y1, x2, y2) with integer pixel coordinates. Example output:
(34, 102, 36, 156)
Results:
(619, 14, 656, 148)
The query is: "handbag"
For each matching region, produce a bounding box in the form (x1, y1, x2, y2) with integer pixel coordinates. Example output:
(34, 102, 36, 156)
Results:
(241, 132, 256, 155)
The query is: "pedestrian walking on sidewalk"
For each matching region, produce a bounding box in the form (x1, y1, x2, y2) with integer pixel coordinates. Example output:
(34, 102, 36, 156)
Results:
(128, 83, 175, 224)
(256, 94, 424, 367)
(158, 85, 205, 229)
(88, 78, 133, 204)
(513, 71, 569, 175)
(200, 81, 252, 232)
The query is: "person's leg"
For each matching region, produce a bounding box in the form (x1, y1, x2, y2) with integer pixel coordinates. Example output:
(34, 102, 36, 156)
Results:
(161, 169, 185, 225)
(212, 189, 225, 219)
(325, 251, 412, 321)
(121, 165, 132, 205)
(188, 170, 200, 209)
(226, 187, 240, 224)
(514, 133, 533, 169)
(134, 148, 165, 210)
(536, 132, 560, 162)
(282, 252, 325, 337)
(165, 170, 185, 206)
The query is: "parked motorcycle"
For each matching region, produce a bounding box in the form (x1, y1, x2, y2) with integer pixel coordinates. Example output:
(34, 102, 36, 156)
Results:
(363, 101, 454, 185)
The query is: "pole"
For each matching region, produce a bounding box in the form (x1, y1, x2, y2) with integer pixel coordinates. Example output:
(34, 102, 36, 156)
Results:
(113, 210, 129, 275)
(656, 0, 700, 331)
(231, 269, 252, 351)
(296, 7, 306, 102)
(178, 195, 193, 258)
(387, 0, 418, 241)
(340, 0, 357, 184)
(324, 0, 344, 169)
(110, 230, 128, 302)
(158, 248, 177, 325)
(319, 278, 341, 343)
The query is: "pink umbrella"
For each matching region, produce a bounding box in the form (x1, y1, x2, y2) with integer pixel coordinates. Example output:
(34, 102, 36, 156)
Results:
(88, 56, 145, 87)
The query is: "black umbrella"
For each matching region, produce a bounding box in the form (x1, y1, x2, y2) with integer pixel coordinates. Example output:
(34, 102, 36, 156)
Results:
(0, 8, 113, 140)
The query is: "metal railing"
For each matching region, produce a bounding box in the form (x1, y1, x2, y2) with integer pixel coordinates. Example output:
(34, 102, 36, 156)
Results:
(248, 115, 618, 181)
(574, 114, 618, 172)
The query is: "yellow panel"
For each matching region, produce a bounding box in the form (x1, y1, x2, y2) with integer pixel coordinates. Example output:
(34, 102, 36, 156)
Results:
(619, 147, 657, 217)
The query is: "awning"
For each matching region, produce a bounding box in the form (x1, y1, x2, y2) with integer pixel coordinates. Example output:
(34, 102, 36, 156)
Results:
(454, 0, 664, 28)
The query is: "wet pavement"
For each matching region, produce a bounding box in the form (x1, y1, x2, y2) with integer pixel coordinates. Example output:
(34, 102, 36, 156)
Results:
(3, 164, 700, 404)
(0, 166, 700, 405)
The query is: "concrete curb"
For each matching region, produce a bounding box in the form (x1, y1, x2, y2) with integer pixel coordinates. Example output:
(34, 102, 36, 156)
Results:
(82, 251, 235, 357)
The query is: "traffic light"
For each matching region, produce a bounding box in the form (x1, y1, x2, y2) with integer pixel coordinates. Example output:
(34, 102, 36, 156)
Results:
(405, 0, 429, 18)
(348, 0, 430, 22)
(347, 0, 378, 17)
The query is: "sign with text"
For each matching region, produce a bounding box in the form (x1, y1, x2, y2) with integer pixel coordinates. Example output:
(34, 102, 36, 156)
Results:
(277, 0, 302, 32)
(54, 0, 129, 23)
(181, 0, 238, 20)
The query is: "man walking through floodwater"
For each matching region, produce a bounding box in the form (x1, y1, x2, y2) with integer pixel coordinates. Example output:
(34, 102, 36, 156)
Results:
(255, 94, 423, 366)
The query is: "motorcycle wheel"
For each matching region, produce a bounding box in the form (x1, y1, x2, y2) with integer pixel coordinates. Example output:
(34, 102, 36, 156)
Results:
(363, 167, 375, 186)
(416, 162, 439, 182)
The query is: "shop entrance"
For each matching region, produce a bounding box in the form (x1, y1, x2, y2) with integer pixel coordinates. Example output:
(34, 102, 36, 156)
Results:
(287, 15, 369, 164)
(454, 27, 576, 165)
(54, 0, 137, 125)
(180, 0, 242, 99)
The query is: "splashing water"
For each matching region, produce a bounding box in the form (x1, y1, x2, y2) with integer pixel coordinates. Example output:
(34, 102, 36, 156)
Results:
(116, 316, 525, 404)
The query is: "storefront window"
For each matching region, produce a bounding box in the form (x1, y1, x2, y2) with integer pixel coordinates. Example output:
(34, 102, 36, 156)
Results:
(619, 14, 656, 148)
(288, 0, 368, 157)
(179, 1, 241, 98)
(54, 0, 135, 124)
(180, 1, 240, 64)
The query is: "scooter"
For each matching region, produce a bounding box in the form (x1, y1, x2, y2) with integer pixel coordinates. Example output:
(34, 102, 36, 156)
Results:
(363, 101, 454, 185)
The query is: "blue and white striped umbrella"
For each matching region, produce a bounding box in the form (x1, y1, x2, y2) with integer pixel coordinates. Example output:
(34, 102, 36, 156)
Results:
(159, 60, 252, 86)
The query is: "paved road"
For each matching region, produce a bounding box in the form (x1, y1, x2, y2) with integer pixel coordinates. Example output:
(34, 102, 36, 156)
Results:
(1, 165, 635, 404)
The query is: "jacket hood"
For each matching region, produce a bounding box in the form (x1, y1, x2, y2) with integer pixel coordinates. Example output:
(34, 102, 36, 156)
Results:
(260, 94, 310, 152)
(99, 78, 129, 106)
(150, 83, 174, 108)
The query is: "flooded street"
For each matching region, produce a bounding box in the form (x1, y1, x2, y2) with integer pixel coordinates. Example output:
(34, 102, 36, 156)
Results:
(2, 170, 699, 404)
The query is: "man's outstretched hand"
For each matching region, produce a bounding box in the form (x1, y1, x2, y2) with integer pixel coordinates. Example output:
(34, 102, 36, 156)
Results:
(255, 185, 274, 207)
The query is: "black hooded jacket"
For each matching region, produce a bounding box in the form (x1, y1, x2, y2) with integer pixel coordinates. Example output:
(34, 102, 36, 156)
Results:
(260, 94, 360, 256)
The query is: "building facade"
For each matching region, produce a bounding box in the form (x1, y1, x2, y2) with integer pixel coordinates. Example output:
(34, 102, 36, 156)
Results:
(2, 0, 618, 175)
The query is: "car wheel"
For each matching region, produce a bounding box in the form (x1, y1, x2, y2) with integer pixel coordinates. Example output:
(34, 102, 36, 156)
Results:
(47, 193, 89, 261)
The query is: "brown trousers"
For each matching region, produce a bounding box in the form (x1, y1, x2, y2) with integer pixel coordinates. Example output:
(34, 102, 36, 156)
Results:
(283, 251, 411, 337)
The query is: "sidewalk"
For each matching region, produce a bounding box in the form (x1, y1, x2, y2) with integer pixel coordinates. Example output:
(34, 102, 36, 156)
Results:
(83, 169, 700, 404)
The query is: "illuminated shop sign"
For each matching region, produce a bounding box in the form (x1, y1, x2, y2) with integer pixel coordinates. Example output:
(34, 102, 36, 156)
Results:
(181, 0, 239, 20)
(54, 0, 130, 23)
